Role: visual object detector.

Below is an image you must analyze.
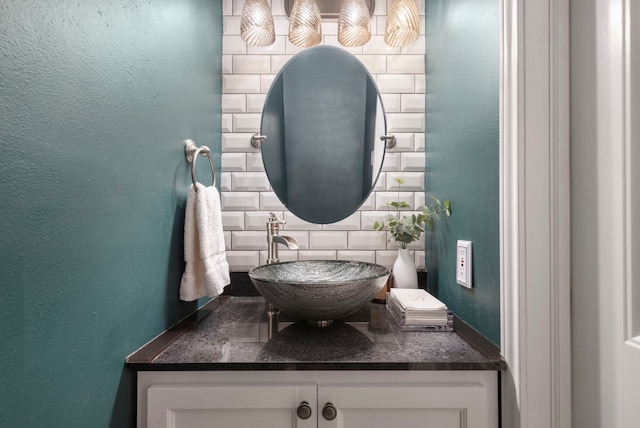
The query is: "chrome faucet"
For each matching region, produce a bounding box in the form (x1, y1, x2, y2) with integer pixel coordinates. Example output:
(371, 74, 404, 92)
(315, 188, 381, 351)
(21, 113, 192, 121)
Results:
(266, 212, 298, 264)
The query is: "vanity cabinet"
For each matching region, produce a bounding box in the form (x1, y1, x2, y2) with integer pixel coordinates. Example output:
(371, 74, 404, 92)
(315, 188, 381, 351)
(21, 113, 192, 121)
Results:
(139, 371, 498, 428)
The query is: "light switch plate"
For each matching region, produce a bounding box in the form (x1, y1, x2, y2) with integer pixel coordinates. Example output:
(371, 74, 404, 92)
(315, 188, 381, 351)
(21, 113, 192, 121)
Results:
(456, 240, 472, 288)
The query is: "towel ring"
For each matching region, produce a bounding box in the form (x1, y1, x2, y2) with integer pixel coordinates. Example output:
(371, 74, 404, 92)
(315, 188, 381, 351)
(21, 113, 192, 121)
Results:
(184, 139, 216, 190)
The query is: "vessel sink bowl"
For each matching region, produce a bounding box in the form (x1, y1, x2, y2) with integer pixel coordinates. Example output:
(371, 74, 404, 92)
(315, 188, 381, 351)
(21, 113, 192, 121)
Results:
(248, 260, 391, 325)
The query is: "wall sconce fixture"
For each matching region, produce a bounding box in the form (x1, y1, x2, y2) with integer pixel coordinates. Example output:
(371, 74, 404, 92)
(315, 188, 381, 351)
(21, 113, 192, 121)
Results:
(338, 0, 372, 47)
(384, 0, 420, 47)
(288, 0, 323, 48)
(240, 0, 420, 49)
(240, 0, 276, 46)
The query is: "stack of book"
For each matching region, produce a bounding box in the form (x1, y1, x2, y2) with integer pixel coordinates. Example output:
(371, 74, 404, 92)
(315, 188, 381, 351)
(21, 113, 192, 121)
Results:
(386, 288, 453, 331)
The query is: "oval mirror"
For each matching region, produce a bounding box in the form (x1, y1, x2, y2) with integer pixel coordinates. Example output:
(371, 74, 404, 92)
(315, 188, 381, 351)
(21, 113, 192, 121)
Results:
(260, 45, 388, 224)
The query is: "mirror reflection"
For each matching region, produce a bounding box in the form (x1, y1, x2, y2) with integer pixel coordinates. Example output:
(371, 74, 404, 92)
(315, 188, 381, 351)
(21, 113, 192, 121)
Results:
(260, 45, 387, 224)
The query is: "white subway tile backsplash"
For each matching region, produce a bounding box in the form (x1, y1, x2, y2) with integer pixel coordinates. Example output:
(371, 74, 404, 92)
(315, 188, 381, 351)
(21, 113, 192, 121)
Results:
(283, 212, 323, 230)
(246, 93, 267, 113)
(310, 231, 348, 250)
(222, 192, 260, 210)
(386, 172, 424, 191)
(248, 36, 286, 54)
(221, 114, 233, 132)
(231, 231, 268, 250)
(246, 210, 283, 230)
(222, 0, 233, 16)
(415, 132, 425, 150)
(322, 21, 338, 36)
(271, 55, 294, 73)
(322, 212, 361, 230)
(232, 114, 261, 132)
(387, 55, 425, 74)
(323, 36, 363, 54)
(415, 74, 426, 93)
(222, 55, 233, 74)
(361, 211, 392, 229)
(298, 251, 337, 261)
(348, 231, 388, 249)
(281, 231, 310, 250)
(232, 172, 271, 191)
(260, 75, 276, 92)
(401, 94, 426, 113)
(362, 36, 401, 55)
(231, 0, 245, 15)
(246, 152, 265, 171)
(259, 250, 298, 265)
(220, 172, 232, 191)
(402, 35, 426, 55)
(381, 152, 401, 172)
(387, 113, 425, 133)
(223, 35, 247, 54)
(337, 251, 376, 264)
(380, 93, 401, 113)
(226, 251, 260, 271)
(376, 74, 415, 93)
(222, 153, 246, 172)
(374, 172, 387, 191)
(270, 0, 287, 16)
(221, 15, 427, 270)
(259, 192, 286, 210)
(373, 0, 387, 15)
(376, 250, 399, 268)
(224, 231, 232, 251)
(222, 211, 245, 230)
(401, 152, 426, 171)
(232, 55, 272, 74)
(222, 94, 246, 113)
(356, 55, 387, 74)
(222, 133, 257, 152)
(359, 192, 377, 211)
(273, 16, 289, 36)
(376, 192, 413, 210)
(223, 74, 261, 93)
(284, 38, 305, 55)
(223, 16, 241, 35)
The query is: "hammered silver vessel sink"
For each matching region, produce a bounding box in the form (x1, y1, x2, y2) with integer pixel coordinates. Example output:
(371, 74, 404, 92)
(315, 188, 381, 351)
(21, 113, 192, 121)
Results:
(248, 260, 391, 326)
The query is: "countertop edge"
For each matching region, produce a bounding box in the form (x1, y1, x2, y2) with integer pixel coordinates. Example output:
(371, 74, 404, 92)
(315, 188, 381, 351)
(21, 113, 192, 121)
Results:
(126, 295, 505, 371)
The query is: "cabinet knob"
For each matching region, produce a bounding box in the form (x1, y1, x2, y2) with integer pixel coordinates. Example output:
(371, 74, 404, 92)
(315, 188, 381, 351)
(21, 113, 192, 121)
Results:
(322, 402, 337, 421)
(296, 401, 312, 420)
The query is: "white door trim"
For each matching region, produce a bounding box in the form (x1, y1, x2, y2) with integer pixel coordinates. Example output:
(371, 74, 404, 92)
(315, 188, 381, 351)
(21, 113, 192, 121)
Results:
(499, 0, 571, 427)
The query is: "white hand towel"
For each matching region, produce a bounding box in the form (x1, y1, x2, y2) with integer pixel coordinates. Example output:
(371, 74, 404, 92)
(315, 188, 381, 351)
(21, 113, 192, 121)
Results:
(180, 183, 230, 301)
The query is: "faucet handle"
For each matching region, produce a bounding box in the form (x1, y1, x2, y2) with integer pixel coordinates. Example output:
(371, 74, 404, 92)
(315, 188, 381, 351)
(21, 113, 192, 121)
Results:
(268, 212, 285, 225)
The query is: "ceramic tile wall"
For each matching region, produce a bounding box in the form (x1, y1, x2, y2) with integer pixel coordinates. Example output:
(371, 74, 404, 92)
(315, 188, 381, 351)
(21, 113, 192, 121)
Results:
(222, 0, 426, 271)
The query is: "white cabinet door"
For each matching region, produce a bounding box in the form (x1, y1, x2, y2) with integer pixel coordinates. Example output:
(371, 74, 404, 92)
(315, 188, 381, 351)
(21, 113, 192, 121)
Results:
(317, 383, 495, 428)
(147, 383, 317, 428)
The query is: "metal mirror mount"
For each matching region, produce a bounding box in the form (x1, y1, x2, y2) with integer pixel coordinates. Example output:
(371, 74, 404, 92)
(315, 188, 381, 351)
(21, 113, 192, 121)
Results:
(257, 46, 391, 224)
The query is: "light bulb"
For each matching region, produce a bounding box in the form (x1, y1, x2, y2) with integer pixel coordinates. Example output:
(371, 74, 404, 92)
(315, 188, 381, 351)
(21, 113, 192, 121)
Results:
(384, 0, 420, 47)
(338, 0, 371, 47)
(288, 0, 322, 48)
(240, 0, 275, 47)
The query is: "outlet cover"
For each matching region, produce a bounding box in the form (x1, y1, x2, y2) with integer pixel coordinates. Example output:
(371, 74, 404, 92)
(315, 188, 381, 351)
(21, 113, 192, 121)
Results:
(456, 240, 472, 288)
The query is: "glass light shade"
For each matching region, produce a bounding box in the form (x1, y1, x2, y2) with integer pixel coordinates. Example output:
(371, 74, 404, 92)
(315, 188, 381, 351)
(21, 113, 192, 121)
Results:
(338, 0, 371, 47)
(384, 0, 420, 47)
(240, 0, 275, 46)
(288, 0, 322, 48)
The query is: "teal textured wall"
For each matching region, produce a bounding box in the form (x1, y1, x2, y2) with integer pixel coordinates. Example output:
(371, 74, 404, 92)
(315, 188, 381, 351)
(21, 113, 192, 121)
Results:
(424, 0, 500, 344)
(0, 1, 222, 426)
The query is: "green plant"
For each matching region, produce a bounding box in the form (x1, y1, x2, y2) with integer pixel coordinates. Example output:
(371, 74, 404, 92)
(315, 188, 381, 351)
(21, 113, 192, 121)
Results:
(373, 178, 451, 249)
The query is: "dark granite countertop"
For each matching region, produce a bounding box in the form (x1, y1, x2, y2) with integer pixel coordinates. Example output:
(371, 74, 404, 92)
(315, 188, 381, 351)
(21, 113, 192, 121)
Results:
(126, 296, 505, 371)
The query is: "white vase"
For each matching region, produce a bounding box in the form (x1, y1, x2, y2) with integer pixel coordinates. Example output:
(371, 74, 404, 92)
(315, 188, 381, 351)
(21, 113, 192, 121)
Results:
(392, 247, 418, 288)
